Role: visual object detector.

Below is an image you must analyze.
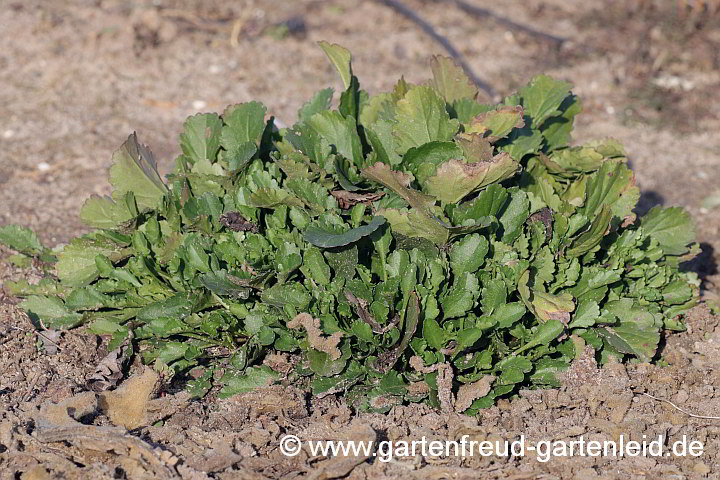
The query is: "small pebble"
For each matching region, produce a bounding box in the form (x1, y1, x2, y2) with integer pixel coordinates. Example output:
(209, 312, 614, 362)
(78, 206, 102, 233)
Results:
(2, 129, 14, 139)
(209, 64, 222, 74)
(192, 100, 207, 110)
(605, 105, 615, 115)
(37, 162, 51, 172)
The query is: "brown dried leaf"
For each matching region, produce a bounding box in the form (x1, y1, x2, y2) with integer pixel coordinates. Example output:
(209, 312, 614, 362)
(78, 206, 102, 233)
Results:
(87, 333, 133, 392)
(454, 133, 494, 162)
(467, 105, 525, 142)
(345, 291, 399, 334)
(362, 162, 436, 211)
(424, 153, 519, 204)
(529, 207, 553, 241)
(219, 212, 259, 233)
(330, 190, 384, 209)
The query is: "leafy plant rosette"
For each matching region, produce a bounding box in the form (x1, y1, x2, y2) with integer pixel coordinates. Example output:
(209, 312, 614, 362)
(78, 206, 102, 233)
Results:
(1, 42, 700, 413)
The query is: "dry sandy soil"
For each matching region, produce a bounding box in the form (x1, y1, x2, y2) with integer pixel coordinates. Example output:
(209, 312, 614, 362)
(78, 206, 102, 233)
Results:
(1, 0, 720, 478)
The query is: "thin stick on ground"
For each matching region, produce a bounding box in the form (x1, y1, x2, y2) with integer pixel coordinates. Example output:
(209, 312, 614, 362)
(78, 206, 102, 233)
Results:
(448, 0, 567, 47)
(376, 0, 495, 98)
(634, 391, 720, 420)
(7, 323, 62, 352)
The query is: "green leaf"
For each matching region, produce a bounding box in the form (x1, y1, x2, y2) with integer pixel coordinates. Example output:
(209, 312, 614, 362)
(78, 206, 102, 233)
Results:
(376, 208, 449, 246)
(80, 196, 134, 229)
(499, 124, 544, 161)
(466, 105, 525, 141)
(392, 86, 459, 154)
(0, 225, 45, 255)
(298, 88, 333, 122)
(301, 247, 332, 285)
(530, 358, 569, 387)
(285, 177, 335, 213)
(498, 189, 529, 244)
(442, 272, 479, 319)
(180, 113, 223, 163)
(137, 293, 194, 322)
(308, 348, 347, 376)
(200, 272, 251, 299)
(490, 302, 526, 329)
(365, 120, 402, 166)
(261, 284, 311, 310)
(109, 133, 168, 210)
(318, 41, 352, 90)
(375, 291, 421, 372)
(362, 162, 436, 211)
(454, 327, 484, 355)
(312, 360, 365, 395)
(449, 233, 488, 277)
(403, 141, 463, 185)
(20, 296, 83, 329)
(598, 298, 662, 362)
(578, 161, 639, 227)
(248, 188, 304, 209)
(451, 184, 509, 224)
(424, 154, 519, 204)
(304, 216, 386, 248)
(55, 236, 128, 287)
(518, 75, 573, 126)
(480, 278, 506, 313)
(221, 102, 267, 152)
(423, 317, 446, 350)
(567, 206, 612, 258)
(496, 356, 533, 385)
(429, 55, 478, 103)
(452, 98, 492, 123)
(325, 245, 358, 281)
(641, 206, 695, 256)
(307, 111, 364, 165)
(226, 142, 257, 172)
(219, 366, 281, 398)
(662, 280, 693, 305)
(65, 286, 110, 310)
(339, 75, 361, 120)
(541, 95, 582, 151)
(570, 267, 622, 302)
(540, 146, 604, 177)
(513, 319, 564, 355)
(286, 124, 332, 166)
(569, 299, 599, 329)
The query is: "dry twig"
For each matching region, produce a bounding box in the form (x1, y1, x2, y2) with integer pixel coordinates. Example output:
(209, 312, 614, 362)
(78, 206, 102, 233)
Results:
(448, 0, 567, 47)
(377, 0, 495, 98)
(633, 390, 720, 420)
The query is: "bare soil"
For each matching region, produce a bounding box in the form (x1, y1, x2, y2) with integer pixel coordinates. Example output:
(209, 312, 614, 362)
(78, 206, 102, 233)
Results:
(1, 1, 720, 478)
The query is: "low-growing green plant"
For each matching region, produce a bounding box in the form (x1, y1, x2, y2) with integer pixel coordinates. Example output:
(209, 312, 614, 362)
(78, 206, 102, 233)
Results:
(1, 43, 700, 413)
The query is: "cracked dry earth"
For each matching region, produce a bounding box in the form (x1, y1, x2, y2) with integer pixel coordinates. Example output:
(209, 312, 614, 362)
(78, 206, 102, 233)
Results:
(2, 0, 720, 478)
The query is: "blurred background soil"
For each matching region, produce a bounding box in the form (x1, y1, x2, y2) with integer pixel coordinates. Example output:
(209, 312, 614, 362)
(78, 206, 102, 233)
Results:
(1, 0, 720, 478)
